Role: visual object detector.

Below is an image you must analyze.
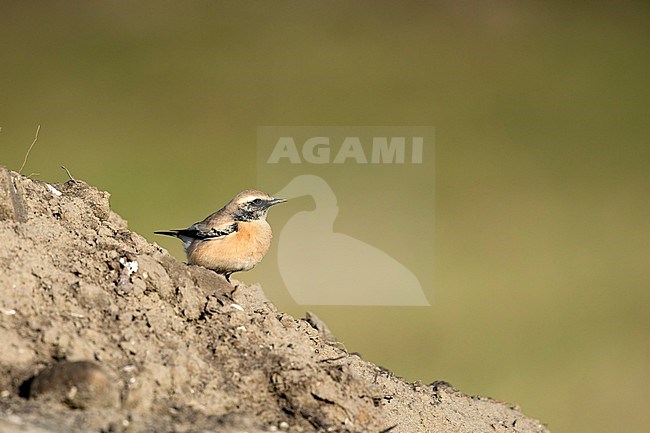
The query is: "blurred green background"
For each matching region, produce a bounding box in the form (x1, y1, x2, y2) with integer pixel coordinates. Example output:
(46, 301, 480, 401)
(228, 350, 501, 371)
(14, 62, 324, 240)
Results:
(1, 2, 648, 432)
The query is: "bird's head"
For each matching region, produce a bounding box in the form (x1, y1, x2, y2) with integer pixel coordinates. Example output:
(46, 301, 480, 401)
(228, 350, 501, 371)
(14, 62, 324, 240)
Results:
(229, 189, 287, 221)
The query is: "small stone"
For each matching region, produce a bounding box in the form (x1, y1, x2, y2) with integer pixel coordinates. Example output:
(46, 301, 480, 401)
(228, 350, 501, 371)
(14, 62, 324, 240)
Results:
(27, 360, 120, 409)
(305, 311, 337, 343)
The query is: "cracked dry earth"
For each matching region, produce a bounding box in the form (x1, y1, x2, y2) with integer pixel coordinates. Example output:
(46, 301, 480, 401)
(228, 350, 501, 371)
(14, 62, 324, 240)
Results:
(0, 167, 549, 433)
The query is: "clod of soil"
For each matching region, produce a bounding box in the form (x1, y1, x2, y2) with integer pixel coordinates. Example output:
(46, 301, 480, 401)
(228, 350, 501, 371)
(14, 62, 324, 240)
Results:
(0, 167, 550, 433)
(25, 360, 119, 409)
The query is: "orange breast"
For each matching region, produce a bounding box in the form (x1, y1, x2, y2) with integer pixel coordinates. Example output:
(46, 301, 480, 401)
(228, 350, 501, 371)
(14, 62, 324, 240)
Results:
(187, 220, 273, 273)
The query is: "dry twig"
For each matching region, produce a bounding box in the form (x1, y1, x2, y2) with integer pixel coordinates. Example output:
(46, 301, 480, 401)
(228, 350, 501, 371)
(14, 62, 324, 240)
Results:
(19, 125, 41, 175)
(61, 166, 76, 181)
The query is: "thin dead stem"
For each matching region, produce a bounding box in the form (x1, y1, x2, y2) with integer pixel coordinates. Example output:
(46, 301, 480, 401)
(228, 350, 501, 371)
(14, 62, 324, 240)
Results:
(61, 166, 76, 181)
(19, 125, 41, 175)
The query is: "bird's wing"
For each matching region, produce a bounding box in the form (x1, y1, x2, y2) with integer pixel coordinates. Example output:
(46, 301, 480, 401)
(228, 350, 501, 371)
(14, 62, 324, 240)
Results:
(176, 221, 238, 240)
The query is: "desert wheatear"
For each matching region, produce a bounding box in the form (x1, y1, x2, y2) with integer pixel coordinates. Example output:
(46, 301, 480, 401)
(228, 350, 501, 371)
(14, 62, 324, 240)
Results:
(155, 190, 286, 282)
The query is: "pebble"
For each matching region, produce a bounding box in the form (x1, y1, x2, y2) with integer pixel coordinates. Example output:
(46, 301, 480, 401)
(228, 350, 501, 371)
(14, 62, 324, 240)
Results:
(28, 360, 119, 409)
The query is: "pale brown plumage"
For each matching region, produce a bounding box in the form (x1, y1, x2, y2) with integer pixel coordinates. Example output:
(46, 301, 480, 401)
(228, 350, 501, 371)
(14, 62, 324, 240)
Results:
(155, 189, 286, 282)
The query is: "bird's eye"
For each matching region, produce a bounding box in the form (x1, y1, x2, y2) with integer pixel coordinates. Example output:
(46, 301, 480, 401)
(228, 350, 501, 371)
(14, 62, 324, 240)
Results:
(251, 198, 263, 205)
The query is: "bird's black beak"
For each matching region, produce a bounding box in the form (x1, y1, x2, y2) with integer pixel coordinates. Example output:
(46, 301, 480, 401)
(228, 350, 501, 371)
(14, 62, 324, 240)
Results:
(265, 197, 287, 207)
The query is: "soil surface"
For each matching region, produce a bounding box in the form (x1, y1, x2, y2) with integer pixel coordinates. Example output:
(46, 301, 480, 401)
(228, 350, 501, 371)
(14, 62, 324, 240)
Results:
(0, 167, 550, 433)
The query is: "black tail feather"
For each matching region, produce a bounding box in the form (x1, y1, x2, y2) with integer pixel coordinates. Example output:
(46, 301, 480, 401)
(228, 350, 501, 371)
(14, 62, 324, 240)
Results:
(154, 230, 180, 237)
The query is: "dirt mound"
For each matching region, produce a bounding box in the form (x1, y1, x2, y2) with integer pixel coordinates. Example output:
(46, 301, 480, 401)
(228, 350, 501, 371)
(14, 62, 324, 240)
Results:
(0, 167, 549, 433)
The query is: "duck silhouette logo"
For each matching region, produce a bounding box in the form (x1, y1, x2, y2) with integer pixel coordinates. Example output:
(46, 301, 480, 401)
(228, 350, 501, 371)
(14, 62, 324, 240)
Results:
(275, 175, 430, 306)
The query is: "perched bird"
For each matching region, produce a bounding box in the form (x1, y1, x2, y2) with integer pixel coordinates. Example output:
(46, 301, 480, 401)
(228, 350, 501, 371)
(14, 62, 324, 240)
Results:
(155, 190, 286, 282)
